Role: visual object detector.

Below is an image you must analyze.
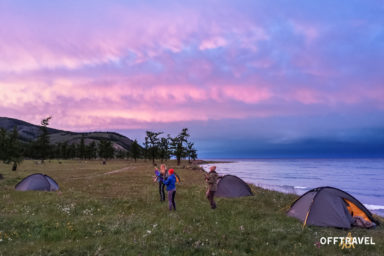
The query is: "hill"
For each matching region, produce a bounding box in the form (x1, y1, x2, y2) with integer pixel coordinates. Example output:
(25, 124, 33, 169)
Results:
(0, 117, 134, 151)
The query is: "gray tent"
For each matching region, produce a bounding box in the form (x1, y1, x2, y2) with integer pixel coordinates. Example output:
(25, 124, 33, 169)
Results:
(287, 186, 379, 229)
(15, 173, 59, 191)
(216, 175, 253, 198)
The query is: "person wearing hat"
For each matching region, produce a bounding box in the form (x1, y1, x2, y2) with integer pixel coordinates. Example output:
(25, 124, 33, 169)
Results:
(163, 168, 177, 211)
(205, 166, 219, 209)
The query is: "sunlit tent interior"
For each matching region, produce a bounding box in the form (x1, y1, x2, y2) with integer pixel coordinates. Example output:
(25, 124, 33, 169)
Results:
(287, 186, 379, 229)
(15, 173, 59, 191)
(215, 175, 253, 198)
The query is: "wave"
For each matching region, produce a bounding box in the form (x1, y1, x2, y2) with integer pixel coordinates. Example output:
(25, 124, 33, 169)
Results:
(281, 176, 322, 180)
(364, 204, 384, 210)
(254, 183, 297, 194)
(250, 183, 310, 195)
(351, 192, 384, 198)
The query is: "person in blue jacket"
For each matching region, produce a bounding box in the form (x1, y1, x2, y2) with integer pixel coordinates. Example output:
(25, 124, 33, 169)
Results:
(163, 168, 176, 211)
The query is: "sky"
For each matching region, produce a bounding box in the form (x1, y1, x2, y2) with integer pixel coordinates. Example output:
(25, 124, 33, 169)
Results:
(0, 0, 383, 158)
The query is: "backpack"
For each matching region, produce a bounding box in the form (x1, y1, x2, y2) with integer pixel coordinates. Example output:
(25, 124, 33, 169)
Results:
(175, 173, 181, 183)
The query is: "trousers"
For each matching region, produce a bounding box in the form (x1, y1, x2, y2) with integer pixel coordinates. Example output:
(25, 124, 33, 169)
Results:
(206, 190, 216, 209)
(159, 182, 165, 201)
(168, 189, 176, 210)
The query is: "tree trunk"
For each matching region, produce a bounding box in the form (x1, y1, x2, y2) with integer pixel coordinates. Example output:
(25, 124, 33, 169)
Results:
(177, 156, 181, 166)
(12, 162, 17, 171)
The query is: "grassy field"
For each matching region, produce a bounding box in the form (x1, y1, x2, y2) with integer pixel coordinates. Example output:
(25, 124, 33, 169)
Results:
(0, 160, 383, 256)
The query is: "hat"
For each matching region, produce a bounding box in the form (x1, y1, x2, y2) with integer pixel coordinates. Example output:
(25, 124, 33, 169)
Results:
(168, 169, 174, 175)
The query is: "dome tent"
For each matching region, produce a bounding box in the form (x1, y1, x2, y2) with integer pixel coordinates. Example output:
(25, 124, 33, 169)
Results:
(215, 175, 253, 198)
(287, 186, 379, 229)
(15, 173, 59, 191)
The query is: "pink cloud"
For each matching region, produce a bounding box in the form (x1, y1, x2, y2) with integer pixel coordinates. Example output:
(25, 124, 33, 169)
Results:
(0, 0, 383, 134)
(221, 86, 272, 103)
(292, 89, 322, 104)
(199, 37, 227, 50)
(0, 2, 269, 73)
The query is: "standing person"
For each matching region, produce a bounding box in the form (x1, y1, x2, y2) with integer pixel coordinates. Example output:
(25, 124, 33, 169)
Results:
(163, 169, 176, 211)
(154, 164, 167, 202)
(205, 166, 219, 209)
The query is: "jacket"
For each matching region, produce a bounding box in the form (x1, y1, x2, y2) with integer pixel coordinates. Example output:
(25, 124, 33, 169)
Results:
(206, 170, 218, 191)
(156, 170, 168, 183)
(163, 174, 176, 191)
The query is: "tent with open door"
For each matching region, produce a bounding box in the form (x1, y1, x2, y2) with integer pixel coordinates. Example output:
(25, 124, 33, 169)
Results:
(287, 186, 379, 229)
(15, 173, 59, 191)
(215, 175, 253, 198)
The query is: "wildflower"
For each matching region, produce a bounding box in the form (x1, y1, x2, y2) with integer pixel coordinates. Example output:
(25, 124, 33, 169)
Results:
(147, 230, 151, 234)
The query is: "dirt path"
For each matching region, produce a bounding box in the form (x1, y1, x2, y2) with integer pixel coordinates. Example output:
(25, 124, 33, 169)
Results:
(70, 166, 133, 179)
(104, 166, 132, 175)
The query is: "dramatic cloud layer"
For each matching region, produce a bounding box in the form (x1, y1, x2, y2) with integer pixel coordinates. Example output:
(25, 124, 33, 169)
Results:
(0, 0, 383, 157)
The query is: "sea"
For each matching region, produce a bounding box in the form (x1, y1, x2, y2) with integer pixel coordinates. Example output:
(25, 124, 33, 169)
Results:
(201, 158, 384, 217)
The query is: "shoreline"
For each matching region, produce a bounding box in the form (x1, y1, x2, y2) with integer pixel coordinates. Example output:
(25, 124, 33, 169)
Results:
(199, 159, 384, 218)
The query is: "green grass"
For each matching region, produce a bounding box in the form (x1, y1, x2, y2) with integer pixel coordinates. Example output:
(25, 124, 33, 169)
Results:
(0, 160, 383, 255)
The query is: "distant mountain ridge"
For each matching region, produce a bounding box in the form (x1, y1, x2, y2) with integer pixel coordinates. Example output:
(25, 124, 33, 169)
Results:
(0, 117, 133, 151)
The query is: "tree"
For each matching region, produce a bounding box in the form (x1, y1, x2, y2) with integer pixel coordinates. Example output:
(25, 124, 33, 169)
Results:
(159, 137, 171, 162)
(8, 127, 23, 170)
(68, 143, 77, 159)
(35, 116, 52, 162)
(186, 142, 198, 163)
(142, 137, 149, 161)
(86, 141, 97, 159)
(0, 128, 6, 161)
(130, 139, 140, 162)
(145, 131, 162, 164)
(98, 139, 115, 161)
(0, 127, 23, 170)
(116, 149, 126, 159)
(169, 128, 190, 165)
(52, 143, 61, 159)
(61, 142, 69, 159)
(0, 128, 4, 178)
(79, 136, 86, 159)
